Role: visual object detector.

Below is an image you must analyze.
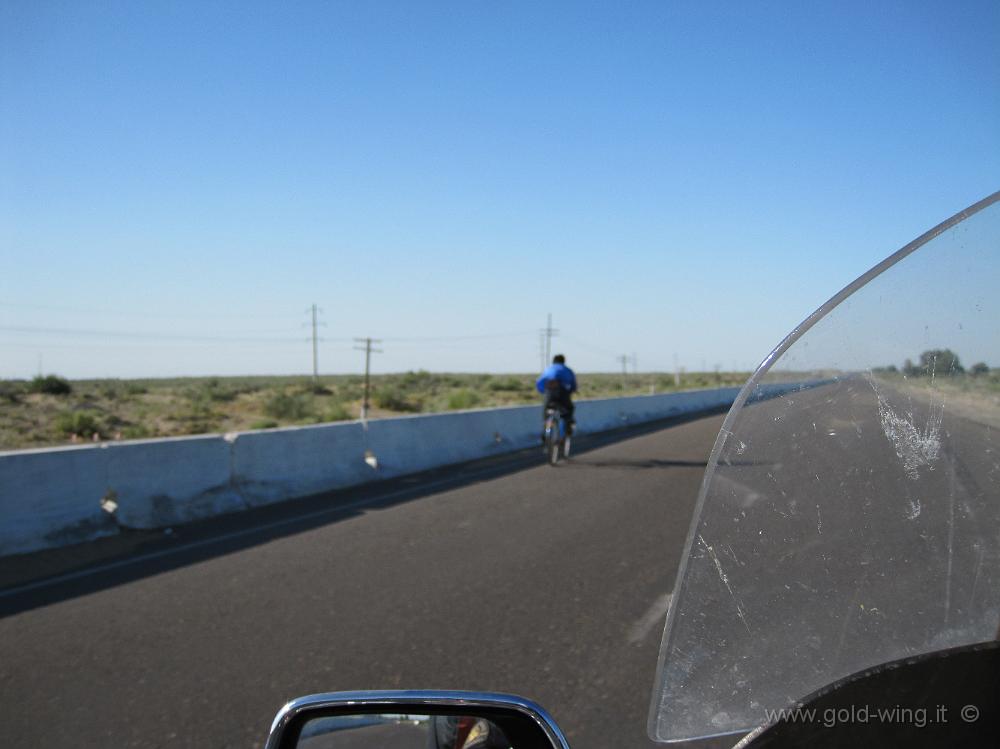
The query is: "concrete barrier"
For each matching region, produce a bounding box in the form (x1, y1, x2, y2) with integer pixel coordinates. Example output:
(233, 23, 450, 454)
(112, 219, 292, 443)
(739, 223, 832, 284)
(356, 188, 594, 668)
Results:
(106, 435, 244, 529)
(364, 406, 540, 478)
(576, 388, 741, 431)
(232, 421, 370, 506)
(0, 384, 812, 557)
(0, 444, 116, 555)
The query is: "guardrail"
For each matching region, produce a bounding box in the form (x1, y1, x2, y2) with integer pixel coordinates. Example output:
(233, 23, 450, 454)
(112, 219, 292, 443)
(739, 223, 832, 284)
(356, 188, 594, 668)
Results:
(0, 385, 804, 557)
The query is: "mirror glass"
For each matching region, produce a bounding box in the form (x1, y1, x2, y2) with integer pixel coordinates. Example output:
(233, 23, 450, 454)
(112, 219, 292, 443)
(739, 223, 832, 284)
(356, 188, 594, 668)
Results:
(297, 713, 512, 749)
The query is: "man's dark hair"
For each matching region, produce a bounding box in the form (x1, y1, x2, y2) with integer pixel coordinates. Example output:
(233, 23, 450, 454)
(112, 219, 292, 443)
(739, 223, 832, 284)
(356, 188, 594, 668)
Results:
(553, 354, 566, 364)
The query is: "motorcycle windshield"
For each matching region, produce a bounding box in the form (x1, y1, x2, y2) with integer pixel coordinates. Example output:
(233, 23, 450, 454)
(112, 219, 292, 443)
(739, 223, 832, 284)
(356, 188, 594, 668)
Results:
(649, 192, 1000, 745)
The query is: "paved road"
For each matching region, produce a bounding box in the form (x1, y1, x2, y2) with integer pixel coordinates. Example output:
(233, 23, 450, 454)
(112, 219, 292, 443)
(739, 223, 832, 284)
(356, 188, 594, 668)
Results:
(0, 411, 724, 749)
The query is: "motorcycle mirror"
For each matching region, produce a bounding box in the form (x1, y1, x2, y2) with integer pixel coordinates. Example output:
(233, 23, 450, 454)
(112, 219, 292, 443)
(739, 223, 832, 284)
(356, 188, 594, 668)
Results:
(265, 691, 571, 749)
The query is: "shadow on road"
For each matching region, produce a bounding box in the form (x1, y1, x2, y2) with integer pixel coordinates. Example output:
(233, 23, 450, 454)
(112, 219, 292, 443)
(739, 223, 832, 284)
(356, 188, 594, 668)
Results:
(0, 407, 727, 617)
(568, 458, 768, 469)
(569, 458, 709, 469)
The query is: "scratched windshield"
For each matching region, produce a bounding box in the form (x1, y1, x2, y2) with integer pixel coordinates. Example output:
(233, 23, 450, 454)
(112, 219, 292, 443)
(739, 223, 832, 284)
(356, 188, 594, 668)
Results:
(649, 193, 1000, 744)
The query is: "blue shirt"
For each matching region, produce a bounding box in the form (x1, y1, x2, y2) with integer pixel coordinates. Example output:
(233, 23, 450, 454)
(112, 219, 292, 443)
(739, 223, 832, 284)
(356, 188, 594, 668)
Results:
(536, 363, 577, 395)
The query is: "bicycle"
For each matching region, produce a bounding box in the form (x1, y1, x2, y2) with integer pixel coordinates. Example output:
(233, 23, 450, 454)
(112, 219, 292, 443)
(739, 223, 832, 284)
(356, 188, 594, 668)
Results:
(543, 406, 572, 466)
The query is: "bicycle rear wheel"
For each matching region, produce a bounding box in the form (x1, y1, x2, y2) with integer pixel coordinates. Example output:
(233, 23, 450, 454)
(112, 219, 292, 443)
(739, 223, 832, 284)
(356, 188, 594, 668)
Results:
(545, 415, 560, 466)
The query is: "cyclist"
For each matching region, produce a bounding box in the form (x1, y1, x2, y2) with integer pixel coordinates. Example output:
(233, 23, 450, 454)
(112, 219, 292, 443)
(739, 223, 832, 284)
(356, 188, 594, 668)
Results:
(536, 354, 577, 441)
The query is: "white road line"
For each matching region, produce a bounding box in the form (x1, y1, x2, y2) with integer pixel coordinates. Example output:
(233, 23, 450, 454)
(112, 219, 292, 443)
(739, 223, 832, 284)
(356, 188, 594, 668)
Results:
(0, 462, 512, 600)
(627, 591, 673, 645)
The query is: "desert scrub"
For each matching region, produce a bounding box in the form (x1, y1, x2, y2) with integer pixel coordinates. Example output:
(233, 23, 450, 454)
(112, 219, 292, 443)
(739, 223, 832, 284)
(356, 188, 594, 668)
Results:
(197, 378, 242, 403)
(55, 410, 103, 438)
(446, 389, 481, 410)
(325, 402, 353, 421)
(656, 376, 679, 391)
(121, 423, 154, 440)
(181, 393, 218, 420)
(487, 376, 527, 392)
(297, 382, 333, 396)
(263, 392, 314, 421)
(374, 387, 422, 412)
(0, 381, 23, 403)
(96, 380, 147, 400)
(398, 370, 434, 389)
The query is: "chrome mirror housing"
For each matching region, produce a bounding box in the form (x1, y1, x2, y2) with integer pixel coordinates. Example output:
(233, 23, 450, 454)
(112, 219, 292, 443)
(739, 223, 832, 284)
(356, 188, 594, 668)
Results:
(265, 690, 571, 749)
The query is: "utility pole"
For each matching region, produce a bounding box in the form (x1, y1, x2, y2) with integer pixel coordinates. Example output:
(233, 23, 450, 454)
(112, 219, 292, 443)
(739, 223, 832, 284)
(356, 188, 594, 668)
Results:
(538, 330, 546, 372)
(353, 337, 383, 420)
(311, 304, 319, 382)
(673, 353, 681, 387)
(617, 354, 629, 390)
(304, 305, 325, 383)
(540, 313, 559, 364)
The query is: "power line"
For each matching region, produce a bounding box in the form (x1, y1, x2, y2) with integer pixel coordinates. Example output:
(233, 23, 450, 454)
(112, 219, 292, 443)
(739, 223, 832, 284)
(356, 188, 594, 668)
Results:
(0, 340, 309, 350)
(559, 334, 618, 358)
(1, 322, 536, 346)
(0, 325, 342, 343)
(380, 330, 534, 342)
(0, 301, 304, 320)
(378, 340, 528, 353)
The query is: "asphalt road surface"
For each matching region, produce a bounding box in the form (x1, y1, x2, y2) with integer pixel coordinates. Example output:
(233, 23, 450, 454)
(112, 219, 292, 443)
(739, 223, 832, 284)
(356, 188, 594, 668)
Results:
(1, 410, 724, 749)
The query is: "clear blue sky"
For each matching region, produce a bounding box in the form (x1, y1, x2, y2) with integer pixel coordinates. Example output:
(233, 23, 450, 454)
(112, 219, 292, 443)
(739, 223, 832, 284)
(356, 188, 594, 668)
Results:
(2, 0, 998, 378)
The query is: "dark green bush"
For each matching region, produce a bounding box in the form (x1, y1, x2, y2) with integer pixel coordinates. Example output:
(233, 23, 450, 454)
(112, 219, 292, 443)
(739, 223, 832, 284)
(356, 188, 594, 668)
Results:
(300, 383, 333, 396)
(250, 419, 279, 430)
(29, 375, 72, 396)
